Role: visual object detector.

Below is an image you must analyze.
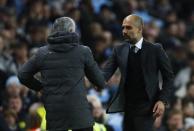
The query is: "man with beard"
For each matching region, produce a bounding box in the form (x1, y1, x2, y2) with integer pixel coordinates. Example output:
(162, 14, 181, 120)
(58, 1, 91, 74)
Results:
(18, 17, 105, 131)
(103, 14, 174, 131)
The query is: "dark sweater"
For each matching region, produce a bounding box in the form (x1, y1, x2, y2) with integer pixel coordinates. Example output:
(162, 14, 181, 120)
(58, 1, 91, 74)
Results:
(125, 48, 149, 105)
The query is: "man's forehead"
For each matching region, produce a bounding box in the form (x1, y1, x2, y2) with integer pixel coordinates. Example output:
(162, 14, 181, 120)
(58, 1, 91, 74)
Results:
(122, 19, 133, 26)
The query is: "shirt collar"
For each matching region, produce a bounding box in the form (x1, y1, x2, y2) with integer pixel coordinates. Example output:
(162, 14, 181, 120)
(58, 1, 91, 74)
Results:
(130, 37, 143, 49)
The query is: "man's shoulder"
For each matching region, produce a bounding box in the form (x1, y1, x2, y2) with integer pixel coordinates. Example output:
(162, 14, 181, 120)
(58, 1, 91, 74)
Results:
(35, 45, 49, 58)
(143, 40, 164, 51)
(78, 45, 92, 53)
(112, 40, 163, 51)
(143, 40, 160, 47)
(112, 41, 128, 50)
(39, 45, 49, 51)
(75, 45, 93, 56)
(113, 40, 161, 47)
(79, 45, 90, 50)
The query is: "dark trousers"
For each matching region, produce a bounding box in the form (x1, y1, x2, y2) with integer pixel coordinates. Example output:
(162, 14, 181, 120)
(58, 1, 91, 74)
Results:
(123, 113, 154, 131)
(64, 127, 93, 131)
(123, 101, 155, 131)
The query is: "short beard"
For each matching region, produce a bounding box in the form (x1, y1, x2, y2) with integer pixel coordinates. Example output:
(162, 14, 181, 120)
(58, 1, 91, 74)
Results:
(124, 38, 136, 45)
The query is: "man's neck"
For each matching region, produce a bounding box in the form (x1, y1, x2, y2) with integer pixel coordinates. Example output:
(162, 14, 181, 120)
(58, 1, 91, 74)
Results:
(130, 36, 143, 45)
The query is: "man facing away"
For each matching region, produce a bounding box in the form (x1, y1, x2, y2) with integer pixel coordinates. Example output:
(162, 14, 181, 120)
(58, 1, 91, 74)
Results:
(18, 17, 105, 131)
(103, 14, 174, 131)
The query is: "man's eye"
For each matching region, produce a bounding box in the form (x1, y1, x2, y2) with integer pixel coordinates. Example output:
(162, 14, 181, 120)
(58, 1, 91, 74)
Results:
(126, 26, 132, 30)
(122, 26, 132, 30)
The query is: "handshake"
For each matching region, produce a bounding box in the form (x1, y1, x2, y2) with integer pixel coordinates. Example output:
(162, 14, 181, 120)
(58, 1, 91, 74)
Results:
(84, 76, 111, 92)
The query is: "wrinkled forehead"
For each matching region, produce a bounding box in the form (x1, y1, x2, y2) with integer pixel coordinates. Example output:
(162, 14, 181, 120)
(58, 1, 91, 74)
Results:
(122, 18, 134, 27)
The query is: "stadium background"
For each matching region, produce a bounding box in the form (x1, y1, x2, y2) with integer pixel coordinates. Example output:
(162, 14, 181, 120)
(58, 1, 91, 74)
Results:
(0, 0, 194, 130)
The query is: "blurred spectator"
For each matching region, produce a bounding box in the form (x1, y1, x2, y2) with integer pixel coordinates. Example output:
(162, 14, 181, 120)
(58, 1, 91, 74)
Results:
(159, 22, 181, 51)
(97, 4, 121, 38)
(0, 35, 17, 76)
(79, 0, 95, 43)
(0, 111, 11, 131)
(171, 97, 183, 111)
(174, 52, 194, 98)
(26, 112, 41, 131)
(91, 0, 110, 14)
(177, 20, 187, 42)
(7, 95, 27, 130)
(144, 20, 160, 43)
(187, 39, 194, 53)
(12, 40, 29, 71)
(160, 109, 184, 131)
(164, 10, 178, 24)
(169, 44, 187, 75)
(103, 31, 113, 47)
(62, 0, 77, 15)
(134, 0, 153, 24)
(187, 12, 194, 38)
(27, 23, 48, 48)
(4, 109, 21, 131)
(112, 0, 136, 21)
(152, 0, 172, 19)
(28, 103, 46, 131)
(5, 75, 22, 97)
(26, 0, 49, 22)
(87, 22, 103, 45)
(93, 35, 109, 64)
(87, 95, 114, 131)
(68, 8, 81, 34)
(5, 75, 40, 113)
(182, 81, 194, 104)
(182, 100, 194, 118)
(185, 117, 194, 131)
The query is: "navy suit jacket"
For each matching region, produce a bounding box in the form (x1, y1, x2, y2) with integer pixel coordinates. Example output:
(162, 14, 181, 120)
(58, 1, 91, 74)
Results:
(103, 40, 174, 113)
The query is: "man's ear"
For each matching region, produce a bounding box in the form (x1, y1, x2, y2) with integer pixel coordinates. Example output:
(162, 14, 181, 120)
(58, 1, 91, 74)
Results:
(138, 27, 143, 33)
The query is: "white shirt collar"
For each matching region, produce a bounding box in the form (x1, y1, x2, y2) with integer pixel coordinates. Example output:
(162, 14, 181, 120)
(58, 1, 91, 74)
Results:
(132, 37, 143, 49)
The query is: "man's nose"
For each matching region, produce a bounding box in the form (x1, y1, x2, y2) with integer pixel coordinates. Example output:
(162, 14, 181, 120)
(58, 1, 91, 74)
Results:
(123, 29, 127, 34)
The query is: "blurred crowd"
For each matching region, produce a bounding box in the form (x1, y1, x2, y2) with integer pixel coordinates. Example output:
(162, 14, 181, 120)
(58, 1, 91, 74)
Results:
(0, 0, 194, 131)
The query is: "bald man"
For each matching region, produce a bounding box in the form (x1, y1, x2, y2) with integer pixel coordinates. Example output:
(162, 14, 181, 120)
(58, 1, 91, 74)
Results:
(103, 14, 174, 130)
(18, 17, 105, 131)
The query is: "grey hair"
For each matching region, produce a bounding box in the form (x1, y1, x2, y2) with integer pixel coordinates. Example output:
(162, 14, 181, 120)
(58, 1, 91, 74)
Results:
(51, 17, 76, 33)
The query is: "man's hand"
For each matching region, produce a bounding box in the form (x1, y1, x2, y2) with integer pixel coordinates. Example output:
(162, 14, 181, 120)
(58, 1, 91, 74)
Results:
(153, 101, 165, 118)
